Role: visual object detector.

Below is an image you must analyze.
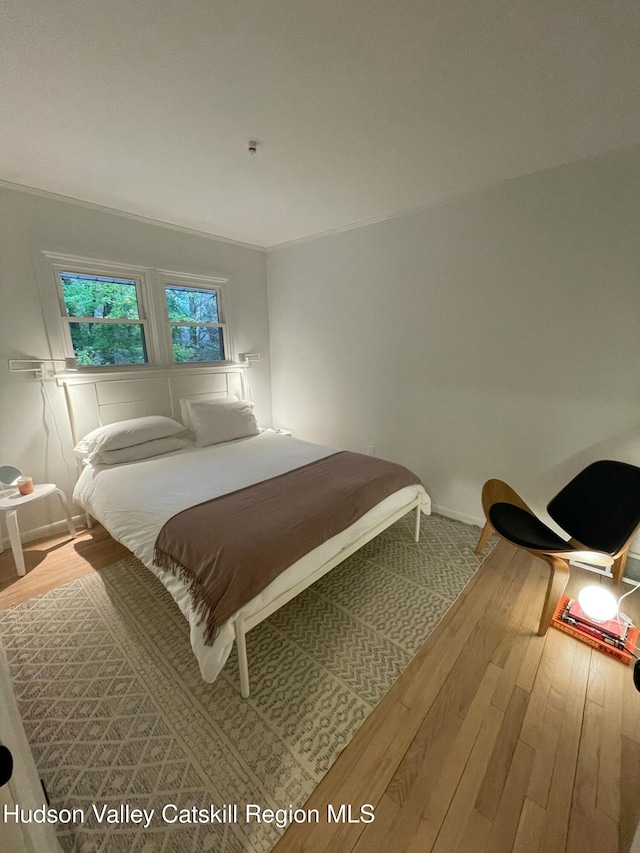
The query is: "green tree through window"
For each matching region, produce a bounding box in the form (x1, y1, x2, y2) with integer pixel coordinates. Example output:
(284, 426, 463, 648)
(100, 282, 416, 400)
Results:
(165, 285, 225, 362)
(60, 273, 147, 366)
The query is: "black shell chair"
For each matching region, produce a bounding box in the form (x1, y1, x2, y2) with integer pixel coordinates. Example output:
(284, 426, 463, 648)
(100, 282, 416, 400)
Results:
(475, 460, 640, 636)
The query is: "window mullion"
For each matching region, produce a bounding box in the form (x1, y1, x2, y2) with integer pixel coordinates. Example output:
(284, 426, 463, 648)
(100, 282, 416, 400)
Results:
(140, 269, 167, 366)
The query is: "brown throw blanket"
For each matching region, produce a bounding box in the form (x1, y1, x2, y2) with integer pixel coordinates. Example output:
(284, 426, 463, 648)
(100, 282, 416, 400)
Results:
(154, 451, 422, 644)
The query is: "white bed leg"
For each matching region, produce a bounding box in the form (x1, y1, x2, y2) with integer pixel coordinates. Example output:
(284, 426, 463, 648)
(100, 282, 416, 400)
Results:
(235, 619, 250, 699)
(85, 511, 94, 529)
(414, 504, 421, 542)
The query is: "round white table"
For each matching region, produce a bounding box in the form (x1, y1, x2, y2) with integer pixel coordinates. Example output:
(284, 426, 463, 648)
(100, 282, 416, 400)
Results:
(0, 485, 76, 577)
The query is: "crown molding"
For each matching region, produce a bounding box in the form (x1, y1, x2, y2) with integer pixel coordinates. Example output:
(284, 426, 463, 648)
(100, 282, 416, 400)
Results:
(0, 179, 266, 252)
(265, 188, 488, 252)
(5, 143, 637, 253)
(266, 142, 640, 252)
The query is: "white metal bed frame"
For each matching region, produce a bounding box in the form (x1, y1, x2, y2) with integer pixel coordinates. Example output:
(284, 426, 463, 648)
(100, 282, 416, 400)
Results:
(60, 366, 423, 698)
(234, 495, 421, 697)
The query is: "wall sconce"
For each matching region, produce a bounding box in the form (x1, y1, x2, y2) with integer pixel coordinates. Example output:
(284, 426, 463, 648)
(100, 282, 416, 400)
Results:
(239, 353, 261, 367)
(8, 357, 78, 378)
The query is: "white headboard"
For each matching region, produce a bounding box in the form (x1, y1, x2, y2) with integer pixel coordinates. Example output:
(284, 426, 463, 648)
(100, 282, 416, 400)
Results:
(59, 366, 247, 445)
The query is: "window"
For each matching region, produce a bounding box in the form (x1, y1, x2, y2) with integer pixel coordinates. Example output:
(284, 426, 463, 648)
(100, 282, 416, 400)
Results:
(58, 272, 148, 366)
(164, 284, 226, 363)
(43, 253, 232, 370)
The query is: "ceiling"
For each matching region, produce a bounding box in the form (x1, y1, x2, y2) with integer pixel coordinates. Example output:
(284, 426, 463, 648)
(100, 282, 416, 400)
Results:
(2, 1, 639, 248)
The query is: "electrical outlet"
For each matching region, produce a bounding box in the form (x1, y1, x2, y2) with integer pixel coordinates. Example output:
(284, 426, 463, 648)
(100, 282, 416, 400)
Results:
(366, 445, 375, 456)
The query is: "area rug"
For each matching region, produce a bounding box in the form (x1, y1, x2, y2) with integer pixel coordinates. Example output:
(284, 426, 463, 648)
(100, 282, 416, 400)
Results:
(0, 514, 485, 853)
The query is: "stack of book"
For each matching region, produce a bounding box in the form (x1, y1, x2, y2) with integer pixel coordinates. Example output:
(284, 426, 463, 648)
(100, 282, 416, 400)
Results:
(552, 595, 638, 665)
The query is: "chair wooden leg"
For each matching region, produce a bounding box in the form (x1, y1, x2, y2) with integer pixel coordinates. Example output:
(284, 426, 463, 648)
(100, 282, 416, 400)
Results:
(538, 556, 570, 637)
(612, 547, 629, 586)
(475, 521, 494, 555)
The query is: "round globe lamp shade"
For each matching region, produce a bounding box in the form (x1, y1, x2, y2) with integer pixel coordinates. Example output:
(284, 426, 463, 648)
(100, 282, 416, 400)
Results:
(577, 585, 618, 623)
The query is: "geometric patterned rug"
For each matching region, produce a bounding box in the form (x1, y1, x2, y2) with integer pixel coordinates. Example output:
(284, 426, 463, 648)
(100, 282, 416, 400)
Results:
(0, 514, 486, 853)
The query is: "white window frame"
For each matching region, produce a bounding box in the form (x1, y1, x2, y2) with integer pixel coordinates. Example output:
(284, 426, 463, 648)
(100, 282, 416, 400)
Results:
(53, 261, 157, 368)
(158, 270, 231, 367)
(39, 253, 233, 372)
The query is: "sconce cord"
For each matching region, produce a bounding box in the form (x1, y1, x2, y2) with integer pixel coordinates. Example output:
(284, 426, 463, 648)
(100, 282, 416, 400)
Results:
(41, 379, 75, 485)
(613, 581, 640, 692)
(617, 579, 640, 617)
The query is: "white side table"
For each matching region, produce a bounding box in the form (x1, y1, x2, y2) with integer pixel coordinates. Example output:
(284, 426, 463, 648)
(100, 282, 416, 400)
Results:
(0, 485, 76, 577)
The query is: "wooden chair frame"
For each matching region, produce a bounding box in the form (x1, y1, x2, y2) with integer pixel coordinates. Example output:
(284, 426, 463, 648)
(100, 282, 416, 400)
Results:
(475, 479, 618, 637)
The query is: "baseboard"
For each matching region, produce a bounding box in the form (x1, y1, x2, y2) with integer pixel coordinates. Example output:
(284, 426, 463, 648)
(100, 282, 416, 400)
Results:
(432, 505, 640, 562)
(3, 506, 638, 562)
(431, 504, 484, 529)
(0, 514, 86, 551)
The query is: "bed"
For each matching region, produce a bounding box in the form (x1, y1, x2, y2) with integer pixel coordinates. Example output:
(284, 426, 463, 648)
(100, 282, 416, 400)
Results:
(63, 368, 431, 697)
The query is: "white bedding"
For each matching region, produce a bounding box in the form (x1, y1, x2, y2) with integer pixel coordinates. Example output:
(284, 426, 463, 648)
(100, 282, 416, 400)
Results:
(74, 432, 431, 682)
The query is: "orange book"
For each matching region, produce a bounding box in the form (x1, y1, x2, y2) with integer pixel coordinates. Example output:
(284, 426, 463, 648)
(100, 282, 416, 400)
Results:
(552, 595, 639, 666)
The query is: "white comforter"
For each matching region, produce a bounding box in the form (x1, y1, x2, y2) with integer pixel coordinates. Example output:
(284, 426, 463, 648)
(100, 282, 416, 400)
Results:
(74, 432, 431, 682)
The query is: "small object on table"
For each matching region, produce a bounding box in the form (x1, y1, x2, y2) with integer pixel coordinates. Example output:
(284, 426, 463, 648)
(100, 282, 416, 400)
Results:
(0, 484, 76, 577)
(17, 476, 34, 496)
(0, 465, 22, 498)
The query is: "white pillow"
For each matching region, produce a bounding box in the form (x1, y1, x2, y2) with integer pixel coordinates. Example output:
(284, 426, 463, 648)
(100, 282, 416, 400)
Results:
(90, 436, 189, 466)
(75, 415, 186, 458)
(179, 395, 238, 430)
(190, 399, 259, 447)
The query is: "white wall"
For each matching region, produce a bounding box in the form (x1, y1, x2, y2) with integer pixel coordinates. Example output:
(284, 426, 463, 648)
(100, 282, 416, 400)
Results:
(0, 186, 270, 535)
(267, 147, 640, 543)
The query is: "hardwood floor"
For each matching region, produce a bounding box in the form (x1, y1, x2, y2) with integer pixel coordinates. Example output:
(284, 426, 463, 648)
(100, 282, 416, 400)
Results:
(0, 524, 128, 607)
(271, 543, 640, 853)
(1, 527, 639, 852)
